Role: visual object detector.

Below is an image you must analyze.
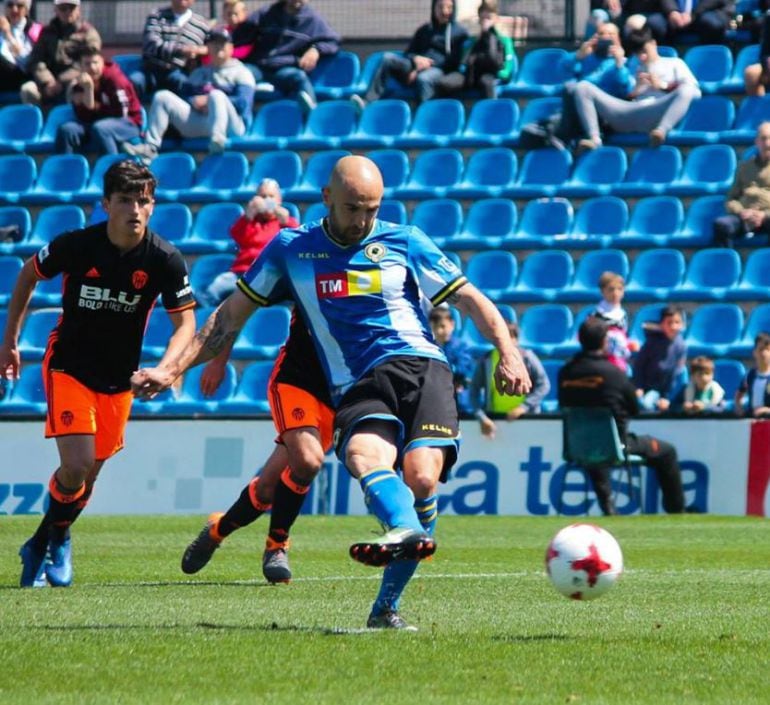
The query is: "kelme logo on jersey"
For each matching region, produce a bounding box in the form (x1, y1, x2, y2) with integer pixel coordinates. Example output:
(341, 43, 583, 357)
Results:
(315, 270, 382, 299)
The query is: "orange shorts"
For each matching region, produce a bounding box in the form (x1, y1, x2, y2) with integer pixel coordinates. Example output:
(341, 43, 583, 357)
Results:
(268, 381, 334, 452)
(44, 369, 133, 461)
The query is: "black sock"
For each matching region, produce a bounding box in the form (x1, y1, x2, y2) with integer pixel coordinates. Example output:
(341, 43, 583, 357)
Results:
(49, 484, 93, 543)
(267, 468, 310, 546)
(31, 473, 85, 553)
(217, 477, 272, 538)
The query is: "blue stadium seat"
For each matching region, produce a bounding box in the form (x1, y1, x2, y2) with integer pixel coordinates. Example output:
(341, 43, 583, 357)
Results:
(612, 146, 682, 197)
(0, 105, 43, 153)
(75, 153, 128, 203)
(447, 198, 516, 251)
(454, 98, 519, 147)
(379, 199, 407, 224)
(540, 359, 562, 412)
(731, 303, 770, 356)
(512, 197, 574, 249)
(150, 152, 196, 201)
(343, 99, 411, 149)
(683, 45, 733, 94)
(561, 249, 630, 302)
(131, 385, 177, 418)
(141, 307, 177, 359)
(461, 303, 516, 356)
(25, 205, 86, 255)
(720, 96, 770, 144)
(216, 360, 273, 415)
(465, 251, 517, 301)
(515, 96, 562, 140)
(189, 254, 233, 300)
(668, 96, 735, 145)
(624, 248, 686, 301)
(510, 249, 574, 302)
(302, 201, 327, 224)
(395, 99, 465, 148)
(236, 150, 302, 200)
(729, 249, 770, 301)
(30, 274, 63, 307)
(620, 196, 684, 247)
(720, 43, 758, 94)
(89, 201, 107, 225)
(0, 206, 31, 255)
(285, 150, 351, 202)
(449, 147, 516, 199)
(508, 148, 571, 198)
(19, 308, 60, 361)
(26, 154, 89, 205)
(685, 303, 744, 357)
(558, 146, 627, 198)
(149, 203, 193, 249)
(672, 248, 742, 301)
(501, 48, 571, 97)
(354, 51, 410, 99)
(168, 363, 238, 415)
(366, 148, 410, 195)
(670, 195, 724, 247)
(28, 104, 74, 153)
(310, 50, 360, 99)
(112, 53, 142, 77)
(0, 155, 36, 204)
(566, 196, 629, 249)
(628, 303, 668, 347)
(410, 199, 463, 248)
(714, 359, 745, 410)
(188, 202, 243, 254)
(2, 363, 46, 415)
(517, 304, 574, 357)
(394, 148, 463, 200)
(183, 152, 248, 202)
(232, 306, 291, 359)
(0, 256, 22, 306)
(233, 100, 303, 151)
(290, 100, 358, 150)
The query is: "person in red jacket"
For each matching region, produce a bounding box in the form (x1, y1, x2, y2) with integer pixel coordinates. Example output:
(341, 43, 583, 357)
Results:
(198, 177, 299, 307)
(55, 46, 143, 155)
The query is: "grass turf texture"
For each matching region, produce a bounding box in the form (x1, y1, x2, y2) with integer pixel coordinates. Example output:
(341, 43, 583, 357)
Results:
(0, 515, 768, 705)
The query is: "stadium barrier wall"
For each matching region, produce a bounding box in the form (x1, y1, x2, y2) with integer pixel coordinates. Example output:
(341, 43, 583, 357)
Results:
(1, 418, 768, 517)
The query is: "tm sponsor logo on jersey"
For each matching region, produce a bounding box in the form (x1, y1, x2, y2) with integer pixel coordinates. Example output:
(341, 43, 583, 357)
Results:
(78, 284, 141, 312)
(316, 270, 382, 299)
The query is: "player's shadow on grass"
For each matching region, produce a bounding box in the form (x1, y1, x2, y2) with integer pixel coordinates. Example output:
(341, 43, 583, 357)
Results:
(36, 622, 374, 636)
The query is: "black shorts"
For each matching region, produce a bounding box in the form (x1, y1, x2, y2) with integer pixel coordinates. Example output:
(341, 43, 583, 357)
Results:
(333, 356, 461, 482)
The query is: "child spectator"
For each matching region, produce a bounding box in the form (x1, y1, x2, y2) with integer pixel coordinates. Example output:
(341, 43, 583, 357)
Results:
(0, 0, 42, 91)
(673, 356, 725, 414)
(592, 271, 636, 373)
(203, 0, 251, 64)
(470, 320, 550, 438)
(633, 304, 687, 412)
(735, 332, 770, 418)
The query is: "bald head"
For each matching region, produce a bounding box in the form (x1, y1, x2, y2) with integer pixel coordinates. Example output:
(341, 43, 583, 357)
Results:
(323, 156, 384, 244)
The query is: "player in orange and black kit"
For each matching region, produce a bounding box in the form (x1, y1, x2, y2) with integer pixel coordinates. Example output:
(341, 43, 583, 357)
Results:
(181, 310, 334, 583)
(0, 160, 196, 588)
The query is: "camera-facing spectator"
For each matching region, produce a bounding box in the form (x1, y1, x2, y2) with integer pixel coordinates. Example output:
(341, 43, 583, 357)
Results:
(592, 272, 637, 374)
(673, 356, 725, 414)
(735, 332, 770, 418)
(55, 47, 142, 155)
(0, 0, 42, 91)
(19, 0, 101, 106)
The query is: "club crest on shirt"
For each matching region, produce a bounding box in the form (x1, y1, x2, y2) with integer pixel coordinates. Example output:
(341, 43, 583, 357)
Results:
(132, 270, 149, 289)
(60, 410, 74, 427)
(364, 243, 387, 263)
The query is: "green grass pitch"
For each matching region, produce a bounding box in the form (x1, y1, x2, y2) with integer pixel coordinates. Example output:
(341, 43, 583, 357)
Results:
(1, 514, 768, 704)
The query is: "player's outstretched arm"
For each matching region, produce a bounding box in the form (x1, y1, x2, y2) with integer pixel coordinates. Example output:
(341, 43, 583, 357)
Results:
(131, 289, 259, 398)
(0, 258, 40, 380)
(449, 282, 532, 397)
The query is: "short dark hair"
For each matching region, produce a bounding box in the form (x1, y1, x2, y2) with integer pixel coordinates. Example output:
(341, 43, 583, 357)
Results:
(626, 26, 653, 55)
(579, 316, 608, 352)
(689, 355, 714, 375)
(660, 305, 684, 322)
(429, 306, 453, 324)
(103, 160, 157, 200)
(755, 332, 770, 349)
(75, 45, 102, 62)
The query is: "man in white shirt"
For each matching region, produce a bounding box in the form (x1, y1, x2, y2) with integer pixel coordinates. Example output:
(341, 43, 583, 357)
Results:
(572, 26, 700, 150)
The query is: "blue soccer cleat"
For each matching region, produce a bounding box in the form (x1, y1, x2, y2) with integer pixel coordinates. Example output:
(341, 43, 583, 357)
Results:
(46, 532, 73, 587)
(19, 539, 47, 588)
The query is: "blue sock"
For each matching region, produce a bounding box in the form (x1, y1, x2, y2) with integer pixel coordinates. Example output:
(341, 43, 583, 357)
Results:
(372, 495, 438, 616)
(359, 468, 422, 533)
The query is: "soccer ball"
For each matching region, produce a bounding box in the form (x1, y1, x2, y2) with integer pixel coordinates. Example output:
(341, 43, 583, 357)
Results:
(545, 524, 623, 600)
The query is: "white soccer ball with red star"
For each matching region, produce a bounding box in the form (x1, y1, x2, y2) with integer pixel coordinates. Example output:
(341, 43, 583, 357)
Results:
(545, 524, 623, 600)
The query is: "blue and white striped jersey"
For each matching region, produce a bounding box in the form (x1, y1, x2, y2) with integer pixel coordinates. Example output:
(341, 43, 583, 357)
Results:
(237, 219, 467, 402)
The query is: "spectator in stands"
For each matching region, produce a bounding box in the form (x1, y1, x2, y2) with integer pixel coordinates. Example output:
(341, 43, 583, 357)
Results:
(592, 271, 637, 374)
(55, 47, 142, 156)
(131, 0, 210, 98)
(584, 8, 612, 40)
(672, 355, 725, 414)
(470, 320, 550, 437)
(735, 332, 770, 418)
(125, 27, 255, 163)
(239, 0, 340, 112)
(744, 4, 770, 95)
(197, 178, 299, 307)
(714, 122, 770, 247)
(615, 0, 671, 44)
(351, 0, 468, 108)
(19, 0, 101, 106)
(0, 0, 41, 91)
(558, 317, 686, 515)
(573, 27, 700, 150)
(434, 0, 515, 100)
(661, 0, 733, 45)
(214, 0, 251, 62)
(633, 304, 687, 412)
